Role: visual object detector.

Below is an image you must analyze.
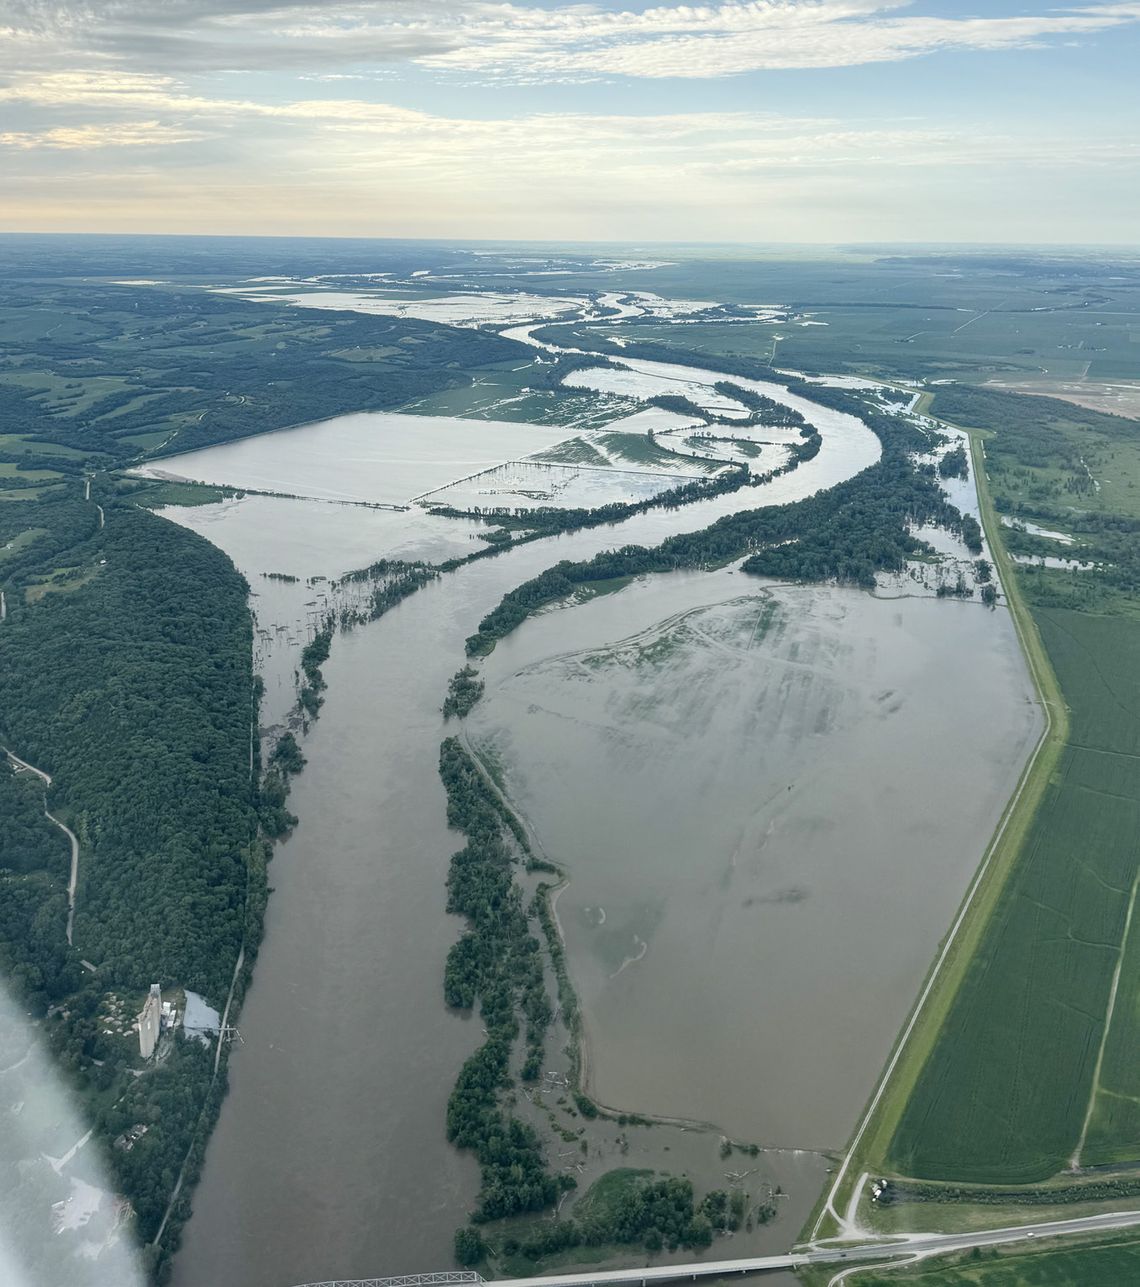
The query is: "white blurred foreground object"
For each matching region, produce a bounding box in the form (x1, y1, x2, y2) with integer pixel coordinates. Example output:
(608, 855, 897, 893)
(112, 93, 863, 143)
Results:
(0, 984, 145, 1287)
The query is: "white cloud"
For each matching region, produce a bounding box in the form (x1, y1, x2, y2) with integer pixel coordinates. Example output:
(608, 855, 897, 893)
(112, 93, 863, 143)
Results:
(1, 3, 1135, 239)
(5, 68, 1131, 193)
(2, 0, 1139, 79)
(0, 119, 208, 148)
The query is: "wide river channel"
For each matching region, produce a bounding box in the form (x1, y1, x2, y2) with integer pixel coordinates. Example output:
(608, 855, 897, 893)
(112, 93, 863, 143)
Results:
(168, 339, 1039, 1287)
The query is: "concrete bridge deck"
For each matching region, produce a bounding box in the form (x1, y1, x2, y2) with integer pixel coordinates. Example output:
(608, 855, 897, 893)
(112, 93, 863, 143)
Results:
(291, 1206, 1140, 1287)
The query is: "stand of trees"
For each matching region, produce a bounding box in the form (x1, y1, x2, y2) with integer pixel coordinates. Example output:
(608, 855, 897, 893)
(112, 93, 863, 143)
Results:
(457, 1173, 773, 1266)
(439, 738, 566, 1222)
(531, 353, 625, 391)
(646, 393, 713, 422)
(444, 666, 485, 719)
(939, 444, 969, 478)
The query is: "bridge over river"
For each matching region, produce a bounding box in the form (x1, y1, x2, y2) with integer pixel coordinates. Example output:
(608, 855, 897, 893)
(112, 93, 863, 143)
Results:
(290, 1207, 1140, 1287)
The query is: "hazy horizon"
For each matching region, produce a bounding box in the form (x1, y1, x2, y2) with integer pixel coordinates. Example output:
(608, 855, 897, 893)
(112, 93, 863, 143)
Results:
(2, 0, 1139, 243)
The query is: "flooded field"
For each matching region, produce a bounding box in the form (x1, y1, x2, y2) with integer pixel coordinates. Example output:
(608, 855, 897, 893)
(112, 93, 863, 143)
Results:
(161, 495, 488, 728)
(133, 411, 573, 505)
(421, 458, 704, 511)
(168, 501, 846, 1287)
(563, 365, 753, 418)
(466, 571, 1042, 1149)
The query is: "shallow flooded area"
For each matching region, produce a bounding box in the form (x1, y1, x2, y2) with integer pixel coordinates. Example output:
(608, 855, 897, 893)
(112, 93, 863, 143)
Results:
(467, 570, 1042, 1149)
(134, 410, 573, 504)
(161, 494, 489, 728)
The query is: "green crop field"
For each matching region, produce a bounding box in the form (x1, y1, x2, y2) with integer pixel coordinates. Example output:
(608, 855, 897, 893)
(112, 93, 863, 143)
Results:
(1083, 922, 1140, 1165)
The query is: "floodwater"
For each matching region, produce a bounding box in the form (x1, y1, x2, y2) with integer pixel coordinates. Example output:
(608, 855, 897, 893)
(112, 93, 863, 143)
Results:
(467, 571, 1042, 1149)
(163, 496, 489, 728)
(166, 353, 1028, 1287)
(421, 458, 698, 512)
(133, 411, 572, 505)
(1000, 515, 1075, 545)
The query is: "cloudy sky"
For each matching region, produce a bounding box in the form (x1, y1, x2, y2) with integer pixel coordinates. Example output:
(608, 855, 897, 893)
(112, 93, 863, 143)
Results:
(2, 0, 1138, 242)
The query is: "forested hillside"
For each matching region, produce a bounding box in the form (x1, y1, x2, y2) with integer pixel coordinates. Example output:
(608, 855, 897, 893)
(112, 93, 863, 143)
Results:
(0, 263, 542, 1279)
(0, 502, 255, 996)
(0, 280, 528, 459)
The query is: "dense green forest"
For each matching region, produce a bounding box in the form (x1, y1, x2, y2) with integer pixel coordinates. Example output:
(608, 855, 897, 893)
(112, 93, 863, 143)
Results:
(0, 759, 70, 878)
(0, 503, 256, 996)
(939, 444, 969, 478)
(0, 761, 77, 1009)
(0, 479, 263, 1280)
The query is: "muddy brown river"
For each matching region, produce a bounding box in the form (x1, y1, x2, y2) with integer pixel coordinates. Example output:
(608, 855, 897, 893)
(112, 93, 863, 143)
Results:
(164, 369, 1036, 1287)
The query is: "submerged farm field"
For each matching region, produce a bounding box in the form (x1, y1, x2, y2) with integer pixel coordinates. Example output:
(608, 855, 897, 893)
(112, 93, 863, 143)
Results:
(131, 410, 573, 505)
(467, 568, 1040, 1149)
(420, 459, 705, 511)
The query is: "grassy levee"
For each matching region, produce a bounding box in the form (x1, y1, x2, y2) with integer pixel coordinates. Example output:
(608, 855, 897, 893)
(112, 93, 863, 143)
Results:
(804, 429, 1067, 1238)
